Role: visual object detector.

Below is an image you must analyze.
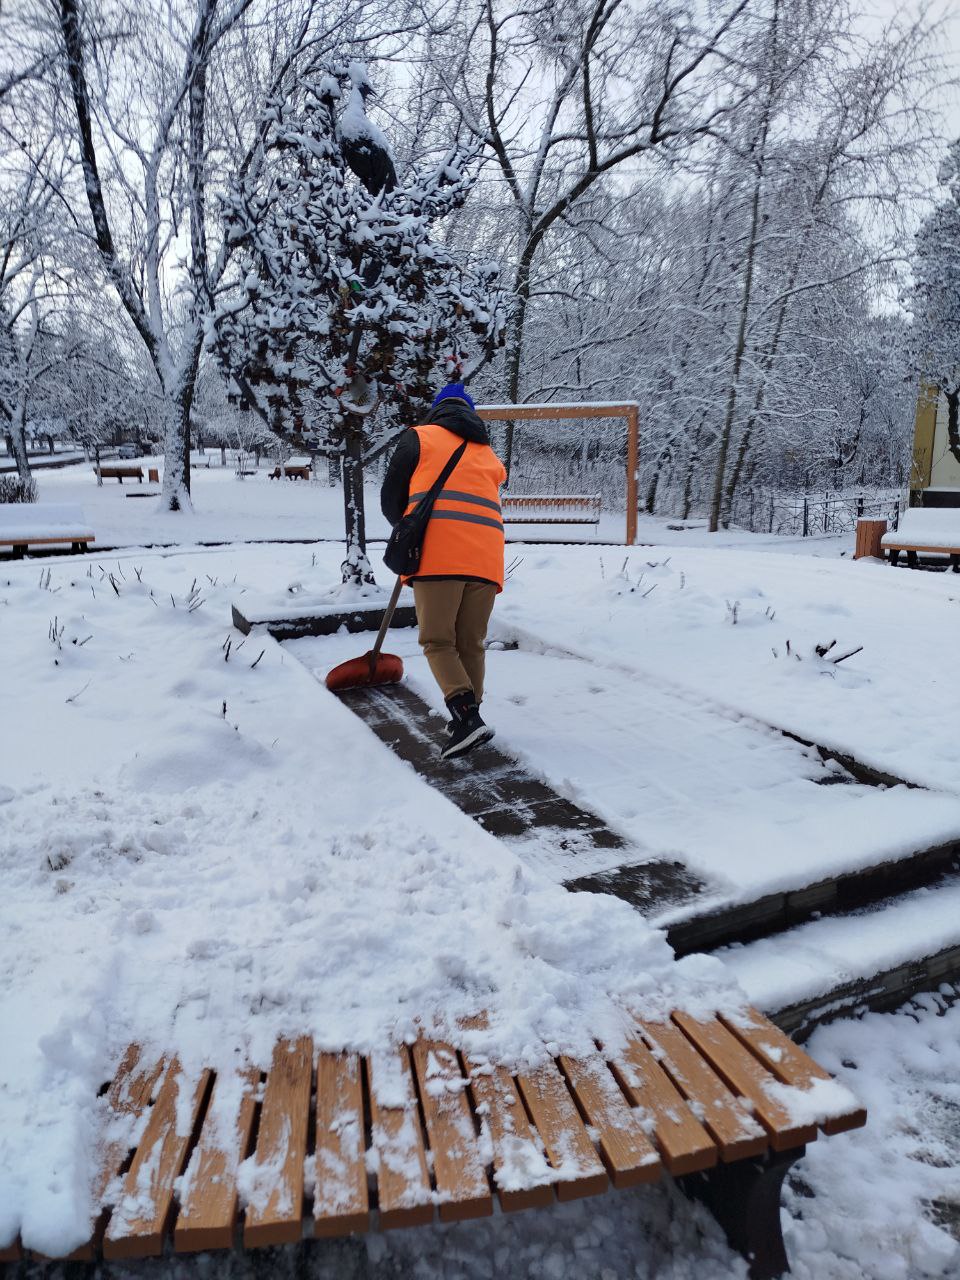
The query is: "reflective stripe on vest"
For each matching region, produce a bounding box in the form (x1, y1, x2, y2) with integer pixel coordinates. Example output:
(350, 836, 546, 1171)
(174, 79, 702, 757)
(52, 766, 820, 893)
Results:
(404, 424, 507, 589)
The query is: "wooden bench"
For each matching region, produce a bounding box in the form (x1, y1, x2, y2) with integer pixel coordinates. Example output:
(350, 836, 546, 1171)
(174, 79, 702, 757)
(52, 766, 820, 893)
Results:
(882, 508, 960, 570)
(502, 493, 601, 525)
(0, 502, 95, 556)
(96, 465, 143, 483)
(269, 463, 311, 480)
(0, 1006, 864, 1277)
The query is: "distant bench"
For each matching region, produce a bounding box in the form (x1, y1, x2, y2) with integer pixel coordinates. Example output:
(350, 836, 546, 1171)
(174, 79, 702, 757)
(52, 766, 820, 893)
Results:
(96, 465, 143, 484)
(0, 503, 95, 557)
(270, 462, 311, 480)
(501, 493, 601, 525)
(882, 508, 960, 570)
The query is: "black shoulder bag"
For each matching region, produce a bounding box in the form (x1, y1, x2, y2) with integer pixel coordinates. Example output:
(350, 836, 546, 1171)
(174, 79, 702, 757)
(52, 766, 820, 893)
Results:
(383, 440, 468, 576)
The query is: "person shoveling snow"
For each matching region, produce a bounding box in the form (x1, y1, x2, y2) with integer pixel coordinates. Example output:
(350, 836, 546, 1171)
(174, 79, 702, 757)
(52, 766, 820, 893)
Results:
(381, 382, 507, 760)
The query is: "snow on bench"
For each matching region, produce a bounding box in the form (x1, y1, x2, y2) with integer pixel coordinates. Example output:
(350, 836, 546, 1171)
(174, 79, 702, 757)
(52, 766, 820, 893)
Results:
(882, 508, 960, 568)
(0, 1007, 865, 1277)
(501, 493, 601, 525)
(0, 503, 95, 555)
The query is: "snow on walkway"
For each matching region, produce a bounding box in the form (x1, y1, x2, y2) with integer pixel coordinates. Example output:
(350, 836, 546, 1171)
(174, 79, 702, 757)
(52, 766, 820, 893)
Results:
(303, 625, 960, 910)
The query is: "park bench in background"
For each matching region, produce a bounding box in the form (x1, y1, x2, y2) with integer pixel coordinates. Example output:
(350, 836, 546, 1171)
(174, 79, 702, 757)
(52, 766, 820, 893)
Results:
(0, 1005, 864, 1278)
(881, 507, 960, 569)
(269, 460, 312, 480)
(501, 493, 601, 525)
(96, 465, 143, 484)
(0, 503, 94, 556)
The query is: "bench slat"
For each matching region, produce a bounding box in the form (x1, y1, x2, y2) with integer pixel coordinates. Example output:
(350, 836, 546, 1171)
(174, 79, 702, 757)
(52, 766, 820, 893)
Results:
(559, 1054, 661, 1188)
(313, 1053, 370, 1237)
(38, 1046, 170, 1262)
(516, 1060, 608, 1201)
(242, 1037, 313, 1248)
(463, 1059, 555, 1212)
(104, 1060, 210, 1259)
(411, 1040, 492, 1223)
(367, 1049, 433, 1229)
(672, 1014, 818, 1151)
(719, 1009, 867, 1135)
(98, 1044, 167, 1198)
(638, 1021, 768, 1162)
(174, 1066, 259, 1252)
(611, 1035, 718, 1175)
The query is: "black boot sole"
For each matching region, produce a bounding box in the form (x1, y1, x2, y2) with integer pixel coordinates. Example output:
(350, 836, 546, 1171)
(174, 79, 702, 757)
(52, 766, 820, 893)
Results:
(440, 724, 495, 760)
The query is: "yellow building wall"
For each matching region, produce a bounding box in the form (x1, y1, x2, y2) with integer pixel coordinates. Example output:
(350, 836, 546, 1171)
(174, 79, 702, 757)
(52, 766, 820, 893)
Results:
(912, 384, 960, 495)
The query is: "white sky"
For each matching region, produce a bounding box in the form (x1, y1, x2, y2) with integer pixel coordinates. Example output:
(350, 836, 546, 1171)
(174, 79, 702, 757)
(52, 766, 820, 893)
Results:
(865, 0, 960, 143)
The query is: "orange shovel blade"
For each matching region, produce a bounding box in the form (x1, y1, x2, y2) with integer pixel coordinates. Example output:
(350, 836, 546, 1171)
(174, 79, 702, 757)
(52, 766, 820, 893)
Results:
(325, 651, 404, 691)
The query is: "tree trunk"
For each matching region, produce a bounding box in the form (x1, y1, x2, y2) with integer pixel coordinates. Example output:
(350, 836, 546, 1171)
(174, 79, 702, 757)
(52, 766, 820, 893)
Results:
(8, 406, 31, 483)
(681, 421, 706, 519)
(947, 388, 960, 465)
(160, 386, 194, 511)
(340, 420, 374, 584)
(708, 169, 765, 533)
(503, 240, 536, 480)
(645, 441, 674, 513)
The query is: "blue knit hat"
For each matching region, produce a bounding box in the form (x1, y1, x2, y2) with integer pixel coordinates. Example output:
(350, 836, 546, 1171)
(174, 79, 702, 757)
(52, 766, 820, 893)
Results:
(431, 382, 475, 412)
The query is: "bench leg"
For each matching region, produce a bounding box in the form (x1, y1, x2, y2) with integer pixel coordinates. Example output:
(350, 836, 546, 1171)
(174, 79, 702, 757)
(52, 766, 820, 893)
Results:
(888, 549, 898, 567)
(906, 550, 917, 568)
(679, 1147, 804, 1280)
(951, 554, 960, 573)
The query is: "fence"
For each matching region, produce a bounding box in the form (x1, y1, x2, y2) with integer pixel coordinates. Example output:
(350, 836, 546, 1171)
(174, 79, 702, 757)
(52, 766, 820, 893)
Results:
(726, 489, 903, 537)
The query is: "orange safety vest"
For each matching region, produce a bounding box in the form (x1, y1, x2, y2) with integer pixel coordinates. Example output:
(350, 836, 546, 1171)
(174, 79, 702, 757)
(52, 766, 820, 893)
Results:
(404, 424, 507, 589)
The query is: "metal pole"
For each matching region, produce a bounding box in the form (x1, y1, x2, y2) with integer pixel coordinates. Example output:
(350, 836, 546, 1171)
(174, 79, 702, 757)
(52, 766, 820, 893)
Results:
(802, 497, 809, 537)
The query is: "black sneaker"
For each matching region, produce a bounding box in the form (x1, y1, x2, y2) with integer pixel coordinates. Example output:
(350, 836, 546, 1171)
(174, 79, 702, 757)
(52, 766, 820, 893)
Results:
(441, 691, 494, 760)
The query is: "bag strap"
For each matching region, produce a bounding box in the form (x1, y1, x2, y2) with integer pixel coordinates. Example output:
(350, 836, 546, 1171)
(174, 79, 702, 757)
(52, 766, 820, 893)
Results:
(417, 439, 468, 513)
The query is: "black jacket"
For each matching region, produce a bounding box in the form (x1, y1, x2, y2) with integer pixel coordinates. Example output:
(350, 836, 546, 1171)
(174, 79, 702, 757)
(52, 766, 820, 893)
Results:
(380, 402, 491, 527)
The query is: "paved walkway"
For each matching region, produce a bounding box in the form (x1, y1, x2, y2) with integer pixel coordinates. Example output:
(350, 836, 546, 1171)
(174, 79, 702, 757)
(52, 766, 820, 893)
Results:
(334, 682, 709, 918)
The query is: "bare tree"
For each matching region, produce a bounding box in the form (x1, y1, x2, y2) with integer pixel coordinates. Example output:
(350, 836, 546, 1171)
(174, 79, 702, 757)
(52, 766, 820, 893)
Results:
(432, 0, 753, 473)
(50, 0, 407, 511)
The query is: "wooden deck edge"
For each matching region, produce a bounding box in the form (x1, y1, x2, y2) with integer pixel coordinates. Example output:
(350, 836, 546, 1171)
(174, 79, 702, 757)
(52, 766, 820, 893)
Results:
(231, 602, 418, 641)
(666, 834, 959, 957)
(769, 946, 960, 1042)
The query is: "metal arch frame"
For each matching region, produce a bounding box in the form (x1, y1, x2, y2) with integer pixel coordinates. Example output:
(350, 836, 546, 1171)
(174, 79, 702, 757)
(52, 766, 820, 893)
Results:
(475, 402, 640, 546)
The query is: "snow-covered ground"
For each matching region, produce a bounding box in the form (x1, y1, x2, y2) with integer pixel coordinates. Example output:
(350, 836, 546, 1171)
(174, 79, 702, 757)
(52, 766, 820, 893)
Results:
(3, 516, 960, 1272)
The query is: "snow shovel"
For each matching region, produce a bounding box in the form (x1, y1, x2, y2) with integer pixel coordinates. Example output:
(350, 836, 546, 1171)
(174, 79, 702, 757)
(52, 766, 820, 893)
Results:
(324, 576, 405, 691)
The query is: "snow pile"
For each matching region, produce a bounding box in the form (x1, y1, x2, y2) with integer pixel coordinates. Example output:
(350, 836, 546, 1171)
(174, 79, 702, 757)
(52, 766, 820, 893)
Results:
(882, 506, 960, 550)
(785, 992, 960, 1278)
(496, 545, 960, 793)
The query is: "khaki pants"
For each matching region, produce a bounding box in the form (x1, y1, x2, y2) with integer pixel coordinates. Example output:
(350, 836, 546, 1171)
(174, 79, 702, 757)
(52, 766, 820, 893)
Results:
(412, 579, 497, 701)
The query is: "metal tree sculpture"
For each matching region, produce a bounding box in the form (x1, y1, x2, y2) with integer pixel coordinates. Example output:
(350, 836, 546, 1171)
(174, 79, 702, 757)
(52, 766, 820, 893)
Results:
(210, 62, 506, 583)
